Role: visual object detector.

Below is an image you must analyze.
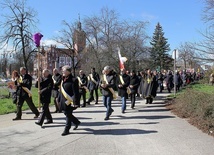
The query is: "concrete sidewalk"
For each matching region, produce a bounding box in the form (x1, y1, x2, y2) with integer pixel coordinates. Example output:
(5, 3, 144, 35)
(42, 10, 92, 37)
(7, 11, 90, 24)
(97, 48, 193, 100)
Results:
(0, 92, 214, 155)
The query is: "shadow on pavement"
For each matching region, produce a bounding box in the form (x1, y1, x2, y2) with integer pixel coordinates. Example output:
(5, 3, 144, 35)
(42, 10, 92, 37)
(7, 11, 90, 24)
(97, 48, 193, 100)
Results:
(75, 128, 157, 135)
(139, 122, 159, 125)
(138, 108, 170, 112)
(111, 115, 175, 120)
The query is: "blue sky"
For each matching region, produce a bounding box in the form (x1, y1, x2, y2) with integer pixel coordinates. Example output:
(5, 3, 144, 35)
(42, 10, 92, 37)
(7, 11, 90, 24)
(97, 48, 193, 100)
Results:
(1, 0, 207, 55)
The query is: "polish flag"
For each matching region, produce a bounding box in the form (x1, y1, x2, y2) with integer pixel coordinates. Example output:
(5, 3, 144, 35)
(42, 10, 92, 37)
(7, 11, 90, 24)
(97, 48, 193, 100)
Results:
(117, 47, 127, 69)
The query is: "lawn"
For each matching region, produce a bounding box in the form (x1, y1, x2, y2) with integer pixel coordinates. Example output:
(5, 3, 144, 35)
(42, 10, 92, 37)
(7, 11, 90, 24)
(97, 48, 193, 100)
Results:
(0, 86, 101, 115)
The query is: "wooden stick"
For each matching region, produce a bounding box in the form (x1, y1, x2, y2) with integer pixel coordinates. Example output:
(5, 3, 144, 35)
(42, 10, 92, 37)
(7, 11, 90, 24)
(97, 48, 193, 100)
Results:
(37, 47, 41, 110)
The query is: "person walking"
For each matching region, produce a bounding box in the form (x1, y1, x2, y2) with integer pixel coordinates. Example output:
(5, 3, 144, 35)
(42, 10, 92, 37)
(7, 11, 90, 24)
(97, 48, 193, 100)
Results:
(58, 65, 81, 136)
(100, 66, 116, 120)
(77, 70, 88, 107)
(87, 67, 100, 104)
(117, 68, 130, 113)
(129, 70, 140, 109)
(35, 69, 53, 127)
(13, 67, 40, 120)
(142, 69, 158, 104)
(52, 68, 62, 113)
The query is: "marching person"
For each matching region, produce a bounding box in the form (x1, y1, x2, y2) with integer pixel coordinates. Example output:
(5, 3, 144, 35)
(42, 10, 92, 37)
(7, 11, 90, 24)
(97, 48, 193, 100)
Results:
(52, 68, 62, 113)
(129, 70, 140, 109)
(77, 70, 88, 107)
(87, 67, 100, 105)
(117, 68, 130, 113)
(35, 69, 53, 126)
(100, 66, 116, 120)
(142, 69, 158, 104)
(165, 70, 174, 93)
(9, 70, 20, 104)
(58, 65, 81, 136)
(13, 67, 40, 120)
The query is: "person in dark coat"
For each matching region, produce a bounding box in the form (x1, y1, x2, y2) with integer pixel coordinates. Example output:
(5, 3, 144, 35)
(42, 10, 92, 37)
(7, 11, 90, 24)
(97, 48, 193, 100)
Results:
(100, 66, 116, 120)
(174, 71, 182, 92)
(117, 68, 130, 113)
(142, 69, 158, 104)
(138, 70, 146, 97)
(52, 68, 62, 113)
(157, 71, 165, 93)
(58, 65, 80, 136)
(129, 70, 140, 109)
(35, 69, 53, 127)
(87, 67, 100, 104)
(13, 67, 40, 120)
(165, 71, 174, 93)
(77, 70, 88, 107)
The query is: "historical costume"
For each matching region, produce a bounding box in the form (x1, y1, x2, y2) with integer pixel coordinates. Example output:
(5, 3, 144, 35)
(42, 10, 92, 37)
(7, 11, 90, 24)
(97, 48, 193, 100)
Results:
(142, 70, 158, 104)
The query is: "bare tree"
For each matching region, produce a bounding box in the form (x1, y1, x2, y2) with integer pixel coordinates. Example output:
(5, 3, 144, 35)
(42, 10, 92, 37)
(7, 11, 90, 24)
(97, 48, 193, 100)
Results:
(83, 7, 121, 73)
(83, 7, 149, 73)
(178, 42, 195, 69)
(0, 0, 37, 71)
(190, 0, 214, 63)
(203, 0, 214, 27)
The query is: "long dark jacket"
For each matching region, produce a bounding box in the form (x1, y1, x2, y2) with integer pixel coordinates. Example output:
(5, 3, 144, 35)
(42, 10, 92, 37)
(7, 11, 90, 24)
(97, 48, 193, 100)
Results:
(16, 74, 33, 99)
(99, 72, 115, 97)
(87, 72, 100, 90)
(117, 73, 130, 97)
(166, 73, 174, 88)
(142, 75, 158, 98)
(52, 73, 62, 90)
(58, 74, 80, 111)
(129, 74, 140, 94)
(35, 74, 53, 103)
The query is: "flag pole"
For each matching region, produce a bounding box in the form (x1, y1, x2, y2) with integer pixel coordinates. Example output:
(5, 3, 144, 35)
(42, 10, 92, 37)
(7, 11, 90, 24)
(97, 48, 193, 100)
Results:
(33, 32, 43, 110)
(37, 46, 41, 110)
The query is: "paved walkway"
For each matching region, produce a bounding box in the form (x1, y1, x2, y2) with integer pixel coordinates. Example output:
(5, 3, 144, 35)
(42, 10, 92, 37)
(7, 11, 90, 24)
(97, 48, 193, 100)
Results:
(0, 92, 214, 155)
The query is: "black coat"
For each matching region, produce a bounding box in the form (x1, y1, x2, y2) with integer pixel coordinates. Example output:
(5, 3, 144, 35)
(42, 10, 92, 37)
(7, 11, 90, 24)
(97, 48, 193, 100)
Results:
(35, 75, 53, 103)
(142, 75, 158, 98)
(129, 74, 140, 94)
(78, 74, 88, 93)
(100, 73, 115, 97)
(52, 73, 62, 90)
(87, 72, 100, 90)
(16, 74, 32, 99)
(117, 74, 130, 97)
(58, 74, 80, 111)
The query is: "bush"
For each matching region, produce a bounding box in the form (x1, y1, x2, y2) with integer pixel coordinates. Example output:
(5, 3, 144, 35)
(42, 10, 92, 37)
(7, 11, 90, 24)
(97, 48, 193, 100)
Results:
(170, 85, 214, 136)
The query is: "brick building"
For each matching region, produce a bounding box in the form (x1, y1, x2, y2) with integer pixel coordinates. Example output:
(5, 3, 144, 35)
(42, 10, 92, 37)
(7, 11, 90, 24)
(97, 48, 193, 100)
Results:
(34, 20, 86, 75)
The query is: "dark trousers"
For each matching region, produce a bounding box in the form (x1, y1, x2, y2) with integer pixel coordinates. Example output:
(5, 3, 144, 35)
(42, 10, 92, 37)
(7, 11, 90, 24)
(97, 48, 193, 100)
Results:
(146, 97, 153, 104)
(79, 91, 86, 106)
(103, 95, 113, 118)
(64, 106, 80, 131)
(16, 97, 39, 118)
(37, 102, 52, 125)
(130, 93, 136, 108)
(88, 88, 98, 103)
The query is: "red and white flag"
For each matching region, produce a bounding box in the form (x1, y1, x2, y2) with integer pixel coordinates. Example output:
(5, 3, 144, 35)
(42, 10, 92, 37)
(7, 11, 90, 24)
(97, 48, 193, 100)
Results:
(117, 47, 127, 70)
